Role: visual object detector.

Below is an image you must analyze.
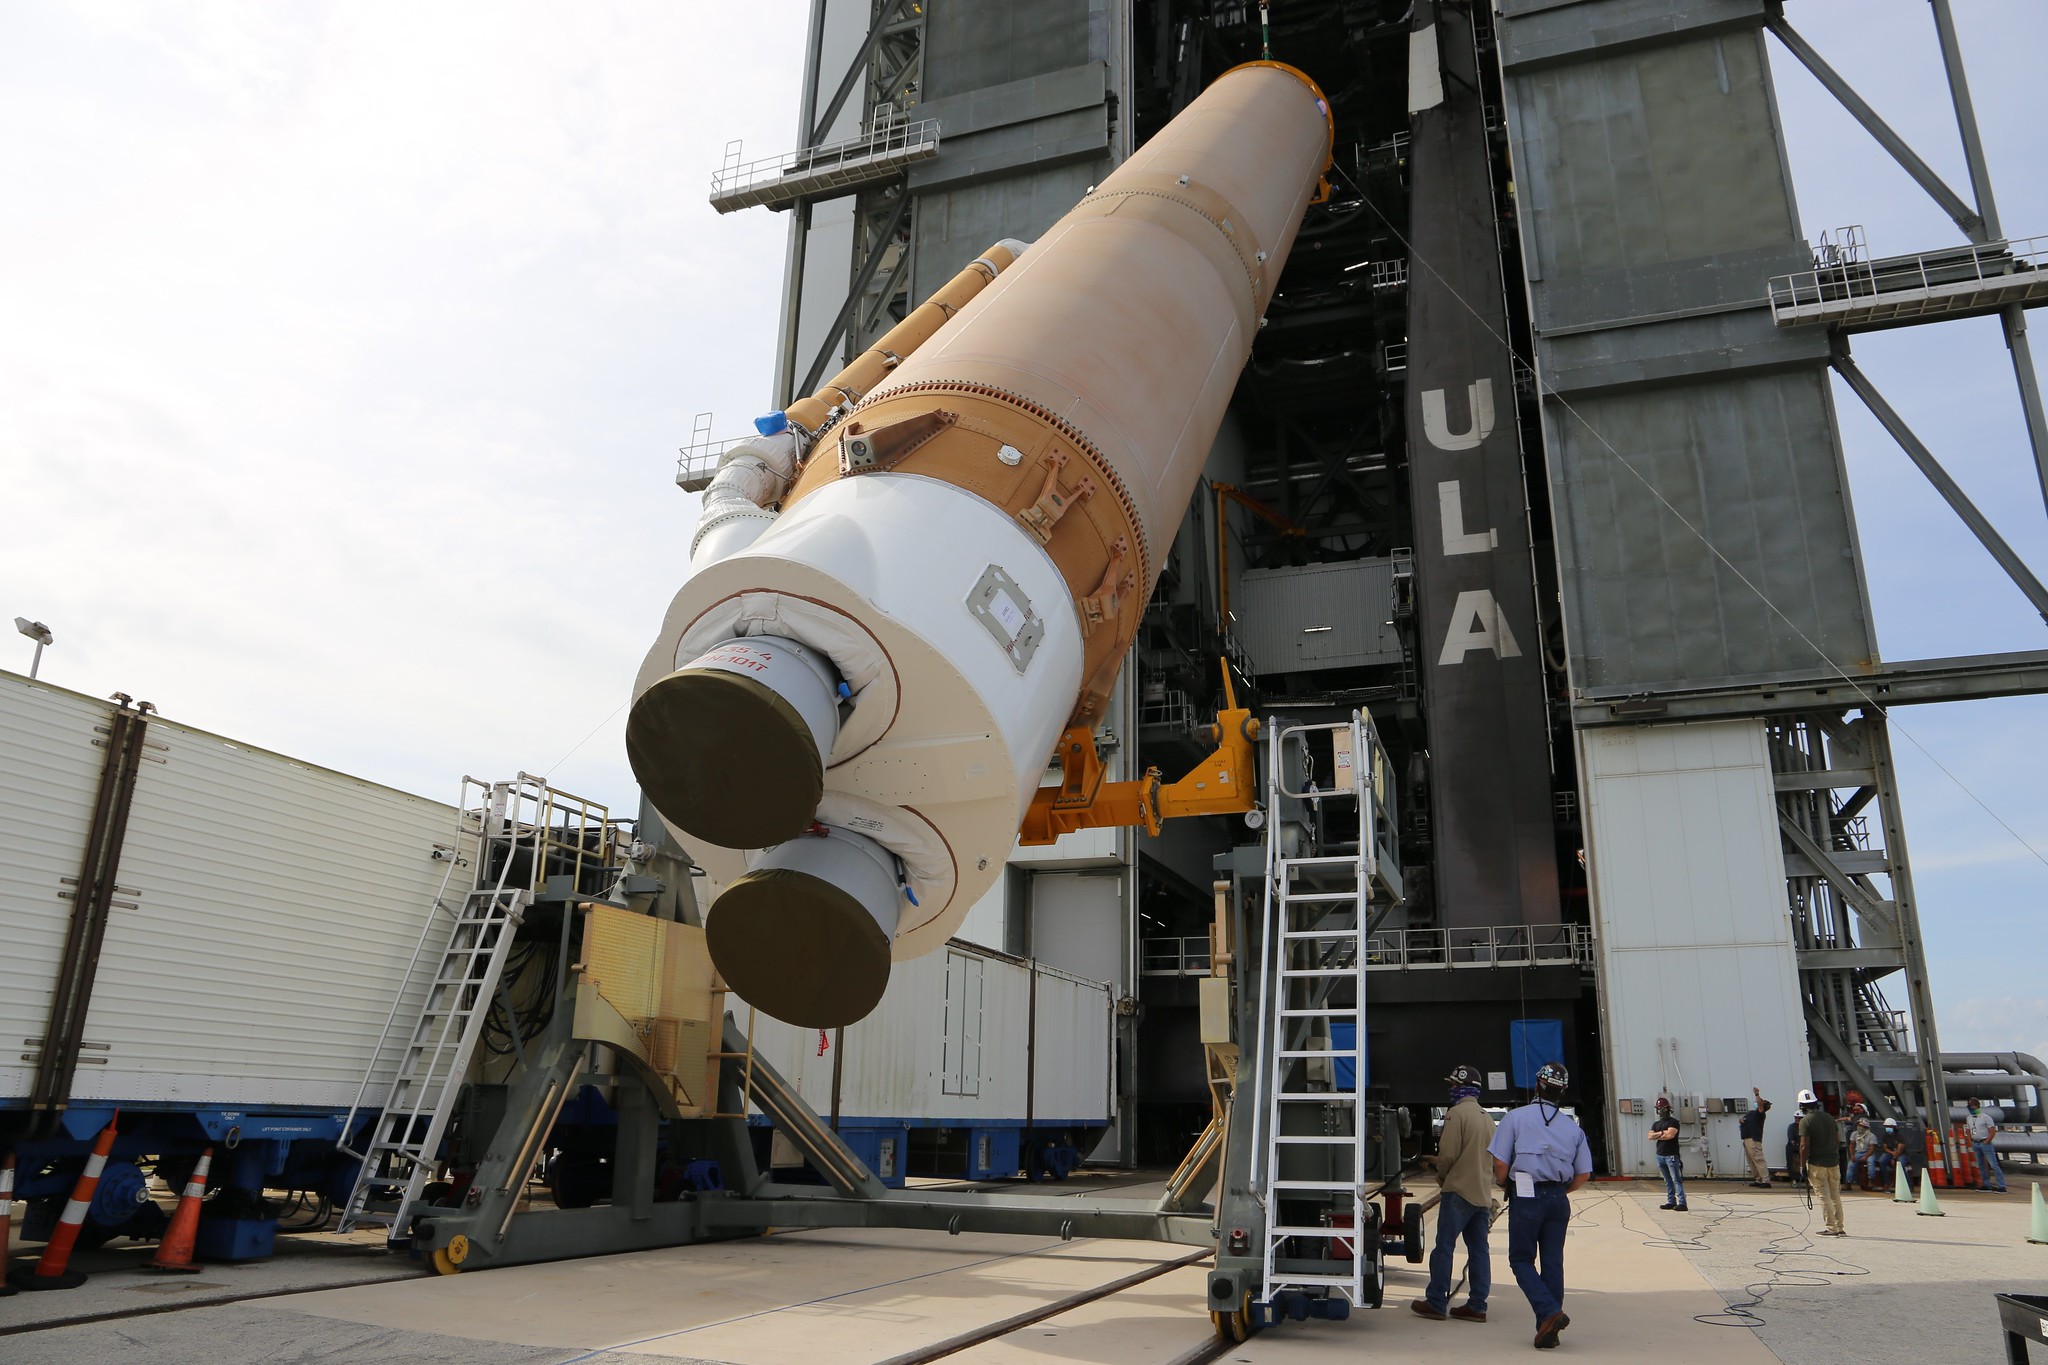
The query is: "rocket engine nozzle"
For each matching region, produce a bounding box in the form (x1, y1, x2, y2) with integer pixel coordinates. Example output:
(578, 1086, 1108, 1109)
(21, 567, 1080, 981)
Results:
(706, 823, 902, 1028)
(626, 634, 841, 850)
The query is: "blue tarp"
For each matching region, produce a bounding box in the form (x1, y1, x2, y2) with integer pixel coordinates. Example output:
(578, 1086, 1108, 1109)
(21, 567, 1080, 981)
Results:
(1510, 1018, 1565, 1089)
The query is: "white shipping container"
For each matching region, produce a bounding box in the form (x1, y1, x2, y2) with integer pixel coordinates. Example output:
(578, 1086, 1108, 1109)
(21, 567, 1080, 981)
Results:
(739, 940, 1114, 1129)
(1, 671, 464, 1111)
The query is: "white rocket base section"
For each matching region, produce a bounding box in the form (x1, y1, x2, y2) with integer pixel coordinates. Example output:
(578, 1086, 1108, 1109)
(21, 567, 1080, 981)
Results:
(1580, 720, 1811, 1177)
(635, 473, 1085, 960)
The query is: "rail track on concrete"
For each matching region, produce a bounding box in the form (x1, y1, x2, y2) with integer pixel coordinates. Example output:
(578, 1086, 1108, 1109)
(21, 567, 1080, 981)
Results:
(873, 1245, 1219, 1364)
(0, 1271, 409, 1339)
(1, 1244, 1239, 1360)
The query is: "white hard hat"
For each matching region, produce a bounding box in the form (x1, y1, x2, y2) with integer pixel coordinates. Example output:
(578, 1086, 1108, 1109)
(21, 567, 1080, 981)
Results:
(1797, 1088, 1819, 1105)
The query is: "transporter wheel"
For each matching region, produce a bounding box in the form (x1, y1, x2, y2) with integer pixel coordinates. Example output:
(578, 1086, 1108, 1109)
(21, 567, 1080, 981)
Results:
(1229, 1291, 1255, 1342)
(1362, 1247, 1385, 1309)
(1403, 1202, 1425, 1263)
(429, 1235, 469, 1277)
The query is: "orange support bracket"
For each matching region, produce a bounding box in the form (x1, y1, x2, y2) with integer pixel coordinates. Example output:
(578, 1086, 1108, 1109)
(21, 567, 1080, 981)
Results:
(1018, 660, 1260, 845)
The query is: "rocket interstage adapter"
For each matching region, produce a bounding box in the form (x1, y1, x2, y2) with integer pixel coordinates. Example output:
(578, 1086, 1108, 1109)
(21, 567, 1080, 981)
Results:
(631, 61, 1334, 1027)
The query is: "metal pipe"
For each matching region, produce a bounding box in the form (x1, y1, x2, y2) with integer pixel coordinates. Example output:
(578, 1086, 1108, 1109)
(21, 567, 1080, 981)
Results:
(1943, 1072, 2048, 1090)
(693, 241, 1029, 572)
(1989, 1132, 2048, 1156)
(1946, 1051, 2048, 1075)
(783, 238, 1028, 440)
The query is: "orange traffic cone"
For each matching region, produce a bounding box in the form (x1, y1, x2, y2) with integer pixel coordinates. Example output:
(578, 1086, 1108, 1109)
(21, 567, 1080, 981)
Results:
(1, 1152, 19, 1298)
(143, 1147, 212, 1274)
(9, 1111, 118, 1291)
(1953, 1125, 1981, 1188)
(1925, 1131, 1949, 1188)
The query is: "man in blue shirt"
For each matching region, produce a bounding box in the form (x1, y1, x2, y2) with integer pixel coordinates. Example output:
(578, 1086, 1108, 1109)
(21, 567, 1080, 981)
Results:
(1488, 1061, 1593, 1350)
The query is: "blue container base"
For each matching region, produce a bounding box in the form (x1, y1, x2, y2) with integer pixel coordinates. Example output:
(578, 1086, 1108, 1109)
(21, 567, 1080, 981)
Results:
(193, 1217, 277, 1262)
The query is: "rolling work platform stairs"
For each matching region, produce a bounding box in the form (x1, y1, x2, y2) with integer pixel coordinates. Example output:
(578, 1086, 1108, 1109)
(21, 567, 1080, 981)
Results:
(1250, 714, 1402, 1313)
(337, 781, 539, 1245)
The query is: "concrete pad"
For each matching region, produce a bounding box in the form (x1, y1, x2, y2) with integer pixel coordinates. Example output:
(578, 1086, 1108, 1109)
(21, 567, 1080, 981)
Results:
(4, 1301, 591, 1365)
(267, 1227, 1193, 1362)
(0, 1225, 416, 1333)
(1213, 1181, 1785, 1363)
(1638, 1178, 2047, 1364)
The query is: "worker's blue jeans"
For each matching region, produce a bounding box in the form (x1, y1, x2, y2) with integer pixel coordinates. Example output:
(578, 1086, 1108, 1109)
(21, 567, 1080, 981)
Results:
(1656, 1154, 1685, 1206)
(1974, 1140, 2007, 1191)
(1424, 1189, 1489, 1315)
(1506, 1185, 1570, 1324)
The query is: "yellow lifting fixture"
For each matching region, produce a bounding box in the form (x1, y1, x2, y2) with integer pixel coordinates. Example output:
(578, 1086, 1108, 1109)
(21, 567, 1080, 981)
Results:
(1019, 658, 1260, 844)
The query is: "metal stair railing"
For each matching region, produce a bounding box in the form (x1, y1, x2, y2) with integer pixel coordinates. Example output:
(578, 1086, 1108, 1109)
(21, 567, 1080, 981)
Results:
(336, 776, 560, 1241)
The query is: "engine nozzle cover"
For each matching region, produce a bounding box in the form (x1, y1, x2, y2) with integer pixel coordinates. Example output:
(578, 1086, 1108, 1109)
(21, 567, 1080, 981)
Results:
(707, 824, 901, 1028)
(627, 634, 840, 850)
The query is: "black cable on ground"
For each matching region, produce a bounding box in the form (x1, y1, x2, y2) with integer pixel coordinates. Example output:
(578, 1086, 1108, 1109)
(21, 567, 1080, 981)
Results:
(1567, 1187, 1870, 1328)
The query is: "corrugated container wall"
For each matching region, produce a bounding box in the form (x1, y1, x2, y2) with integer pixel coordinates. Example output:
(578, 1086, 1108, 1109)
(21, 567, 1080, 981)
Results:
(1, 672, 463, 1109)
(740, 941, 1113, 1128)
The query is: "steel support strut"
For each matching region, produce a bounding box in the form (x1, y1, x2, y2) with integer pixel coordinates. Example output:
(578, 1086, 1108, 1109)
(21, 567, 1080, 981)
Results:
(1763, 17, 1982, 241)
(1926, 0, 2048, 522)
(1864, 715, 1958, 1173)
(1830, 347, 2048, 625)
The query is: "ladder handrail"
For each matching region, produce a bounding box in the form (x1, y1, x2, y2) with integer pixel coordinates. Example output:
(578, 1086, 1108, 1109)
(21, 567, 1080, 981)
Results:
(336, 799, 476, 1158)
(337, 772, 603, 1237)
(338, 884, 528, 1235)
(377, 817, 526, 1128)
(1247, 714, 1282, 1195)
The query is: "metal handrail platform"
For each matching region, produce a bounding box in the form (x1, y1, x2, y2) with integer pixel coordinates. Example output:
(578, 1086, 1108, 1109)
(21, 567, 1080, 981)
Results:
(1768, 233, 2048, 330)
(709, 119, 942, 214)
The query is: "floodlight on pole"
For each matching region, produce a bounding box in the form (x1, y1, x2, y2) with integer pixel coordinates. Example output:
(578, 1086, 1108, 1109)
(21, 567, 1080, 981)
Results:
(14, 618, 53, 680)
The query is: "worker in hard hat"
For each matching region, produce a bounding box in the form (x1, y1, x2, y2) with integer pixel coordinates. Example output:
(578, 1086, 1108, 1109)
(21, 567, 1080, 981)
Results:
(1740, 1088, 1773, 1187)
(1875, 1119, 1906, 1190)
(1649, 1096, 1687, 1211)
(1797, 1089, 1846, 1235)
(1846, 1117, 1879, 1191)
(1489, 1061, 1592, 1350)
(1412, 1063, 1494, 1324)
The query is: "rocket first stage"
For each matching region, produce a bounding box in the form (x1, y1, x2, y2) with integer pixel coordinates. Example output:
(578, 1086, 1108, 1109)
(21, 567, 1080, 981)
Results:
(630, 62, 1334, 1027)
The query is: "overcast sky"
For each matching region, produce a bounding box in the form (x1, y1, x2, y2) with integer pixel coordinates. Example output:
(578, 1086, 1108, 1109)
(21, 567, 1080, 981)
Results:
(2, 3, 2041, 1059)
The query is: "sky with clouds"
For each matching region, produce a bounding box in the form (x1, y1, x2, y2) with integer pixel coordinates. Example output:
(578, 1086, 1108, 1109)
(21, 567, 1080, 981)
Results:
(1, 3, 2041, 1059)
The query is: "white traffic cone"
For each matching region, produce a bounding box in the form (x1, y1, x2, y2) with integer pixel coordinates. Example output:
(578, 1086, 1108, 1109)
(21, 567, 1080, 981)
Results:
(1916, 1167, 1945, 1218)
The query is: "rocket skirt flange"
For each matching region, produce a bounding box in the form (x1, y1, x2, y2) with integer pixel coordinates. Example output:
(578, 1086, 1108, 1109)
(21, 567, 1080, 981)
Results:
(708, 824, 902, 1027)
(627, 634, 841, 851)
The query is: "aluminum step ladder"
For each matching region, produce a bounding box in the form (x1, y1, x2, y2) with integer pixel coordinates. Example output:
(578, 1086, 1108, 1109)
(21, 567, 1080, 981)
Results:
(337, 861, 528, 1241)
(1249, 714, 1379, 1310)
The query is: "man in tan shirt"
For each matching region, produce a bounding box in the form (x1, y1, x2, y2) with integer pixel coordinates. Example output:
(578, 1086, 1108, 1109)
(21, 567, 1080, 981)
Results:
(1412, 1063, 1496, 1322)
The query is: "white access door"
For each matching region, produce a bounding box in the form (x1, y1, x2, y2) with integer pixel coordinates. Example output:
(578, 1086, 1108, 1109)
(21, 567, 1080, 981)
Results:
(1580, 720, 1811, 1177)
